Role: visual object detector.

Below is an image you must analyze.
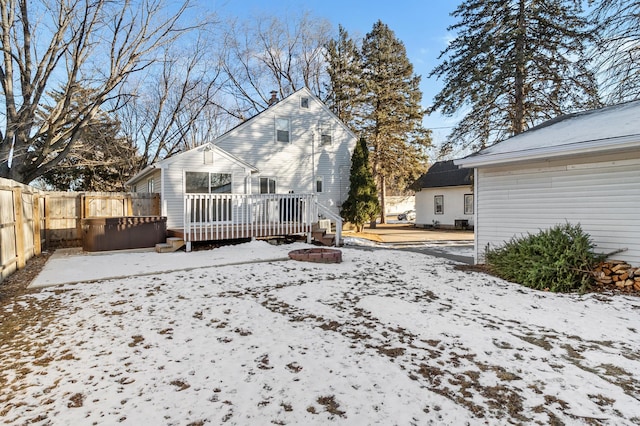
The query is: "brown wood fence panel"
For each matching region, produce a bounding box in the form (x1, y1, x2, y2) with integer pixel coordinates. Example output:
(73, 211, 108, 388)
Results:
(0, 180, 161, 283)
(0, 178, 45, 282)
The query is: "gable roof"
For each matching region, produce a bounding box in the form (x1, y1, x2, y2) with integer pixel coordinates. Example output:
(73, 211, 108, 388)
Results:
(455, 100, 640, 168)
(410, 160, 472, 190)
(125, 143, 258, 186)
(211, 87, 357, 147)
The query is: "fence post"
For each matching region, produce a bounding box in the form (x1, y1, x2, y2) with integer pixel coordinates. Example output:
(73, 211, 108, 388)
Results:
(77, 194, 85, 244)
(44, 194, 51, 248)
(126, 194, 133, 216)
(33, 194, 41, 255)
(12, 187, 25, 269)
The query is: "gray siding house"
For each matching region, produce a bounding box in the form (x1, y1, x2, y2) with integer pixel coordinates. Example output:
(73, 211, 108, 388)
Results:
(455, 101, 640, 266)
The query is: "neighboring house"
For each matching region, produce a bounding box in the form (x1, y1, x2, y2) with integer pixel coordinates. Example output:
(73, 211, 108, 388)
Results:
(126, 87, 356, 247)
(455, 101, 640, 266)
(410, 160, 474, 229)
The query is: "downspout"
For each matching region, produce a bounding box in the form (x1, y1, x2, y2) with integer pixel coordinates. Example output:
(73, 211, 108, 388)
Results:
(473, 167, 479, 264)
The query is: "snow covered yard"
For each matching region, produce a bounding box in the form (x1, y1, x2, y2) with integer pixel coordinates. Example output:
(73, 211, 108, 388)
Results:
(2, 241, 640, 425)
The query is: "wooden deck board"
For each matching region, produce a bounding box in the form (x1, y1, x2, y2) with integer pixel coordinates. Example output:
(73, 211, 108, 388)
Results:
(168, 224, 313, 242)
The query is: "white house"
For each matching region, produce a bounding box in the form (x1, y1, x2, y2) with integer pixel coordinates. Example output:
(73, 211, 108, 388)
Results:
(455, 101, 640, 266)
(126, 87, 357, 247)
(410, 160, 474, 229)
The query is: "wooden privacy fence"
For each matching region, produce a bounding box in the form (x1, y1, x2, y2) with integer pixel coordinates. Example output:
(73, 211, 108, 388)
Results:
(0, 178, 160, 283)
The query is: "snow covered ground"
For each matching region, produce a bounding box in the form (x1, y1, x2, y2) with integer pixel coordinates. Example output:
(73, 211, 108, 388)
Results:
(2, 240, 640, 425)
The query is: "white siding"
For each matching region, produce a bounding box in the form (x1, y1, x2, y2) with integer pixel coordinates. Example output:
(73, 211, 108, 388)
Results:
(476, 155, 640, 265)
(161, 148, 252, 228)
(215, 91, 355, 216)
(415, 186, 474, 228)
(131, 169, 161, 194)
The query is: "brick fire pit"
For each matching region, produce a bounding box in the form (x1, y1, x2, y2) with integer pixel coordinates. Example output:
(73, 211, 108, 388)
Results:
(288, 248, 342, 264)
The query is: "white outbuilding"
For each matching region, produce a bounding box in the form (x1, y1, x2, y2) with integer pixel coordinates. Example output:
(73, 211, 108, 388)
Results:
(455, 101, 640, 266)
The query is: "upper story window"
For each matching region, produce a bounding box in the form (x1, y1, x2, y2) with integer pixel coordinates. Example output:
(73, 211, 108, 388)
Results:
(316, 176, 323, 193)
(319, 120, 332, 145)
(276, 118, 290, 143)
(300, 97, 309, 108)
(147, 178, 154, 193)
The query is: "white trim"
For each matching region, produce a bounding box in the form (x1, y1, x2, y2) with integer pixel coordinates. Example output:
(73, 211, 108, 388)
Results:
(473, 167, 478, 264)
(456, 134, 640, 168)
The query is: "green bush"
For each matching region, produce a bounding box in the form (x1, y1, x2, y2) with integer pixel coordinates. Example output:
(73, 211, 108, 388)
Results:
(484, 223, 605, 293)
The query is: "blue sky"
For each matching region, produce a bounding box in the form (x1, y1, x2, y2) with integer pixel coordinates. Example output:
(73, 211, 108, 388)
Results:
(210, 0, 460, 151)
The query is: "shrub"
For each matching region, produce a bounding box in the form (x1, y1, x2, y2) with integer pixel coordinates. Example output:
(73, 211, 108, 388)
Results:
(484, 223, 606, 293)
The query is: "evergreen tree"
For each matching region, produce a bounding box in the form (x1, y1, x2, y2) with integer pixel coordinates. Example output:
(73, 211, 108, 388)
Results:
(341, 137, 380, 232)
(591, 0, 640, 104)
(324, 25, 364, 131)
(38, 88, 140, 191)
(431, 0, 600, 154)
(360, 20, 430, 222)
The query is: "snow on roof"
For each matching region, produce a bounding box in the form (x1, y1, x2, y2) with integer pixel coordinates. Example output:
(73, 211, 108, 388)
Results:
(456, 100, 640, 168)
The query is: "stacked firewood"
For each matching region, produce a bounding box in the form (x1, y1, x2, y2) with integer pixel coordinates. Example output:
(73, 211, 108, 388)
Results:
(592, 260, 640, 291)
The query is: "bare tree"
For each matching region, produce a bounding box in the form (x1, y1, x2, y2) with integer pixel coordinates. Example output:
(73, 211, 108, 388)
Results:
(591, 0, 640, 104)
(0, 0, 196, 184)
(115, 33, 227, 168)
(218, 11, 333, 120)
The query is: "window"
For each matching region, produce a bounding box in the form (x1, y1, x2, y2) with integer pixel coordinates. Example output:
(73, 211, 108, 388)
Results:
(319, 120, 332, 145)
(315, 176, 323, 193)
(203, 147, 214, 164)
(434, 195, 444, 215)
(300, 97, 309, 108)
(276, 118, 290, 143)
(464, 194, 474, 215)
(147, 178, 154, 193)
(132, 185, 137, 193)
(185, 172, 232, 222)
(260, 177, 277, 194)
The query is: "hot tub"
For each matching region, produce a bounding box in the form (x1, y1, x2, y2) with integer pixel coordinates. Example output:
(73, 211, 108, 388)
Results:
(82, 216, 167, 252)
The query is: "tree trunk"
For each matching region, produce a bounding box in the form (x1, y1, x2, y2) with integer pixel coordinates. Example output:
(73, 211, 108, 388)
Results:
(379, 174, 386, 224)
(513, 0, 527, 135)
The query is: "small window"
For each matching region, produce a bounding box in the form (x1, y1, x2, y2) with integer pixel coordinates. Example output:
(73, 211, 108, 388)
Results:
(276, 118, 290, 143)
(147, 178, 154, 193)
(132, 185, 137, 193)
(260, 177, 277, 194)
(434, 195, 444, 215)
(319, 120, 332, 145)
(301, 97, 309, 108)
(464, 194, 474, 215)
(316, 176, 323, 193)
(204, 147, 213, 164)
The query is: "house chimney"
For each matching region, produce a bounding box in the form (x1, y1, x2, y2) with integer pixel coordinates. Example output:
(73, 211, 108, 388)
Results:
(268, 90, 279, 106)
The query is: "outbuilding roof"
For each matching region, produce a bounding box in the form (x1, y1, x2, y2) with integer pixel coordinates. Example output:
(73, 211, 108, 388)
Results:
(410, 160, 472, 190)
(455, 100, 640, 168)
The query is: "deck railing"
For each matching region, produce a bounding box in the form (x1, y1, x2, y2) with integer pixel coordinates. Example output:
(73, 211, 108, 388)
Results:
(183, 193, 319, 244)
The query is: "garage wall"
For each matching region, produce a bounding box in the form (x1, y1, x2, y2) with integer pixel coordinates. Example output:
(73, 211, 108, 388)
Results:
(476, 154, 640, 265)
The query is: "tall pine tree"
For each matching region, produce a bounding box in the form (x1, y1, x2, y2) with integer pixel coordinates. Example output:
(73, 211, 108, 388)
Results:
(341, 137, 380, 232)
(431, 0, 600, 154)
(324, 25, 364, 131)
(360, 21, 430, 223)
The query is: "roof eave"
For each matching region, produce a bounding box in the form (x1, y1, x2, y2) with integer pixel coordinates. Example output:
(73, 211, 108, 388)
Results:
(455, 135, 640, 168)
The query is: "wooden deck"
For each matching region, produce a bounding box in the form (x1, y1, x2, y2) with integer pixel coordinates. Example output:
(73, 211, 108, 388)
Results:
(167, 223, 313, 242)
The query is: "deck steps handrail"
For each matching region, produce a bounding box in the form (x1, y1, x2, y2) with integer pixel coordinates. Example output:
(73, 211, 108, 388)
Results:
(316, 203, 343, 246)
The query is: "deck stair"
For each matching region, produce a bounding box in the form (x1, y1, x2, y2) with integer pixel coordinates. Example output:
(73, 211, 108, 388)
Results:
(155, 237, 186, 253)
(312, 221, 337, 246)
